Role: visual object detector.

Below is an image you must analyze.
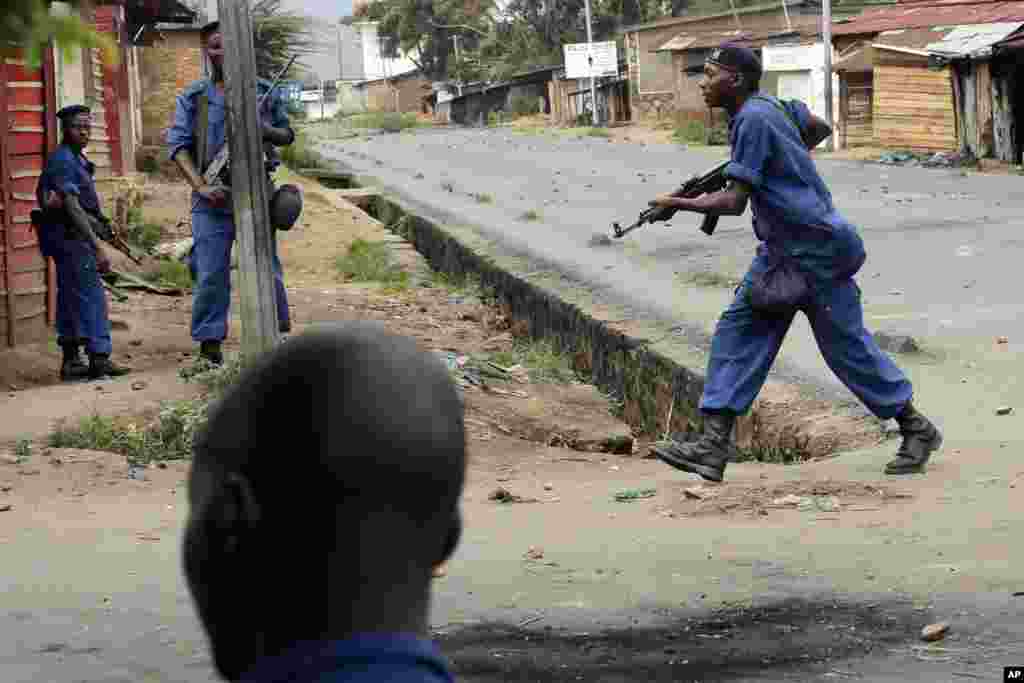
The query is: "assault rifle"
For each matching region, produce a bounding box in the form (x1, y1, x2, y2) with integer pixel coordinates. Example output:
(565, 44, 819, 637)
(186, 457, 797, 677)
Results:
(197, 55, 297, 195)
(612, 159, 730, 239)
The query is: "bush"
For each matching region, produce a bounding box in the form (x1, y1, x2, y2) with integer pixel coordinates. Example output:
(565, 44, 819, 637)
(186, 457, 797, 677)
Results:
(509, 94, 540, 117)
(342, 111, 421, 132)
(708, 123, 728, 145)
(335, 239, 409, 286)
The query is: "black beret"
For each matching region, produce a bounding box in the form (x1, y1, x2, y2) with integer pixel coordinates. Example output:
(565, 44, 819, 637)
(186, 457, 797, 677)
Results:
(56, 104, 91, 120)
(707, 42, 763, 77)
(200, 20, 220, 39)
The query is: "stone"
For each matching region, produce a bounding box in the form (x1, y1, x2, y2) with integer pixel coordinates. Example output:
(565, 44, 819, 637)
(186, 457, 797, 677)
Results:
(921, 622, 950, 642)
(131, 381, 148, 391)
(525, 547, 545, 560)
(997, 336, 1009, 344)
(588, 233, 613, 247)
(0, 504, 11, 512)
(543, 483, 554, 491)
(873, 332, 920, 354)
(996, 406, 1013, 416)
(771, 494, 808, 507)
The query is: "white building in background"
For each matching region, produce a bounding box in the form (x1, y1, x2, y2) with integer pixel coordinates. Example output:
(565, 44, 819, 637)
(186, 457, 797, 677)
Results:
(760, 42, 840, 147)
(337, 19, 419, 83)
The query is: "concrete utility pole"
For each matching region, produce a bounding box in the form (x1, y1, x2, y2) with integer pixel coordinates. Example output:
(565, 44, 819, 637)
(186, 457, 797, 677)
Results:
(218, 0, 279, 357)
(583, 0, 599, 126)
(822, 0, 835, 151)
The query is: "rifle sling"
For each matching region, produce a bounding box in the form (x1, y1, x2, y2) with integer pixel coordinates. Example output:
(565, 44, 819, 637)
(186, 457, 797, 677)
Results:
(196, 87, 210, 174)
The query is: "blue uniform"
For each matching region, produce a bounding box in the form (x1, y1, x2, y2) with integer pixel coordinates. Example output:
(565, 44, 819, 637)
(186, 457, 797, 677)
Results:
(35, 144, 112, 355)
(237, 635, 455, 683)
(701, 95, 912, 420)
(166, 79, 292, 342)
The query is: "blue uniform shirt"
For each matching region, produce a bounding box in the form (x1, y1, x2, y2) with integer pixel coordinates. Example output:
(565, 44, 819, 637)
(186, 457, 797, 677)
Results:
(166, 78, 292, 214)
(237, 635, 455, 683)
(724, 94, 866, 282)
(35, 144, 102, 256)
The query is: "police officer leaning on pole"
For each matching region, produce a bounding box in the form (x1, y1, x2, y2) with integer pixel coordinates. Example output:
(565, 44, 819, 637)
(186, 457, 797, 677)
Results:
(35, 105, 130, 381)
(647, 43, 942, 480)
(167, 20, 301, 366)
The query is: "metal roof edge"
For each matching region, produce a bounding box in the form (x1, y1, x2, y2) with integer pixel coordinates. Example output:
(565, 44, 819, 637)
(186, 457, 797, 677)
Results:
(620, 0, 808, 34)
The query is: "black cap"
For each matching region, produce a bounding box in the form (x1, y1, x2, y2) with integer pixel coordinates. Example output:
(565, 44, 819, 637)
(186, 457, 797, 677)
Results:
(56, 104, 91, 121)
(200, 20, 220, 39)
(707, 42, 763, 77)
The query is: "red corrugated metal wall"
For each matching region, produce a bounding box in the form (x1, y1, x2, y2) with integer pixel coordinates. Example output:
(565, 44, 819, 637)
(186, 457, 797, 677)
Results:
(94, 4, 124, 176)
(0, 46, 58, 347)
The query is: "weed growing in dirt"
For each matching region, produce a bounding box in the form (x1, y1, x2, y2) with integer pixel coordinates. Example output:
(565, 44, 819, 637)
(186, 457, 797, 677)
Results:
(14, 438, 31, 462)
(735, 443, 811, 465)
(581, 127, 610, 138)
(335, 239, 409, 287)
(473, 192, 494, 204)
(125, 222, 165, 253)
(486, 338, 578, 384)
(144, 259, 193, 291)
(519, 209, 541, 222)
(673, 119, 706, 145)
(48, 358, 245, 466)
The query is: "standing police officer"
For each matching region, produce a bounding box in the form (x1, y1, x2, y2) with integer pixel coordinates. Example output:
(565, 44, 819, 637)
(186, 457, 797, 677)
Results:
(648, 44, 942, 480)
(36, 105, 130, 381)
(166, 20, 296, 366)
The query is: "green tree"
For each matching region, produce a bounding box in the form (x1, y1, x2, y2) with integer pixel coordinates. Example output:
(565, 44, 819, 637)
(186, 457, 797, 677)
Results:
(3, 0, 118, 67)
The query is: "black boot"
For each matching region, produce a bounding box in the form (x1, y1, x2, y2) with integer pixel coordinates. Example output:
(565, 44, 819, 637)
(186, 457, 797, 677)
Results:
(59, 341, 89, 382)
(650, 412, 738, 483)
(199, 341, 223, 366)
(88, 353, 131, 380)
(885, 403, 942, 475)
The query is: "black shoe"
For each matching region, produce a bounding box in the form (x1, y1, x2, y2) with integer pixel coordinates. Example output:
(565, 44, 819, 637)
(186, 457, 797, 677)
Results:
(88, 354, 131, 380)
(199, 341, 224, 366)
(60, 358, 90, 382)
(885, 403, 942, 475)
(650, 412, 737, 483)
(59, 341, 89, 382)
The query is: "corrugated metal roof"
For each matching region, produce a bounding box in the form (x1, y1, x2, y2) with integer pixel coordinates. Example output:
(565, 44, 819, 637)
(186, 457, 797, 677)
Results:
(833, 0, 1024, 35)
(656, 29, 812, 51)
(925, 20, 1023, 54)
(623, 0, 807, 33)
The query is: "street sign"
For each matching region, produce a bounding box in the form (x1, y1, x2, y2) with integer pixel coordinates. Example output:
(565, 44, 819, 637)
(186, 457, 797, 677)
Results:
(563, 41, 618, 79)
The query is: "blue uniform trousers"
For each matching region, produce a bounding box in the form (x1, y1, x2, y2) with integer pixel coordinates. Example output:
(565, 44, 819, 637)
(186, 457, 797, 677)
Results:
(700, 253, 913, 420)
(50, 238, 112, 355)
(190, 210, 290, 342)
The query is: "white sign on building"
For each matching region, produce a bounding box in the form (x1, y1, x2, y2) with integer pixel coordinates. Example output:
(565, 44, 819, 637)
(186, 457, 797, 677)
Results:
(563, 41, 618, 79)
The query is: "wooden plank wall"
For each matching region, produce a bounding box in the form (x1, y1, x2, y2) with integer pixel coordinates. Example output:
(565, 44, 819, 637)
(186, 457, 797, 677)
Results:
(845, 71, 874, 147)
(874, 62, 957, 152)
(0, 49, 53, 347)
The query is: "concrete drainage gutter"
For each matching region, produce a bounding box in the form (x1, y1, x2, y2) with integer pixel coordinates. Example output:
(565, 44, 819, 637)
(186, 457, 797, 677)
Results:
(305, 170, 885, 461)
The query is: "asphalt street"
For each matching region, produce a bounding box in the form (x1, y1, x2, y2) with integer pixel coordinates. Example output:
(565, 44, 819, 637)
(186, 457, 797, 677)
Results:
(321, 126, 1024, 408)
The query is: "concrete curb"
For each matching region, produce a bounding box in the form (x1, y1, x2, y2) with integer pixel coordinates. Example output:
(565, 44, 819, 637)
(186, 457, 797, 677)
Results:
(303, 169, 886, 460)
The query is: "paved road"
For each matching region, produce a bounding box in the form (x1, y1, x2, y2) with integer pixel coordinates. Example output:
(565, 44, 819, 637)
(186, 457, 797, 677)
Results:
(321, 127, 1024, 412)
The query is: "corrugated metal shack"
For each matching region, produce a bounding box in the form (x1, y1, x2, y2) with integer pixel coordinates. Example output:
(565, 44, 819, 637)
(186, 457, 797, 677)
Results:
(832, 0, 1024, 159)
(547, 61, 631, 126)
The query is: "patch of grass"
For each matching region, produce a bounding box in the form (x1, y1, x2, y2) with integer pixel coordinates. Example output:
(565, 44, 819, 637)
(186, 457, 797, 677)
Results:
(14, 438, 31, 462)
(673, 119, 706, 144)
(341, 111, 423, 132)
(519, 209, 541, 222)
(48, 354, 246, 466)
(473, 192, 494, 204)
(335, 239, 409, 286)
(681, 270, 737, 289)
(125, 222, 165, 253)
(509, 94, 541, 117)
(735, 443, 812, 465)
(280, 128, 324, 170)
(581, 127, 610, 138)
(144, 259, 193, 291)
(485, 338, 578, 384)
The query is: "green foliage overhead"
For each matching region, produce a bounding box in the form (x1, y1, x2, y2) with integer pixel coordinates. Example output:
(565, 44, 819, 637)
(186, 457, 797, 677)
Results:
(251, 0, 322, 79)
(2, 0, 118, 67)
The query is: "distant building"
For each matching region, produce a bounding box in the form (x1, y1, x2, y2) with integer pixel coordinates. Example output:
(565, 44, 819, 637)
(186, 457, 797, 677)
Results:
(337, 17, 419, 83)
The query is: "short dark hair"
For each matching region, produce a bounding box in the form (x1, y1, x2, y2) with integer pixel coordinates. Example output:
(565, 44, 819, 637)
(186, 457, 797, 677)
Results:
(193, 323, 466, 559)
